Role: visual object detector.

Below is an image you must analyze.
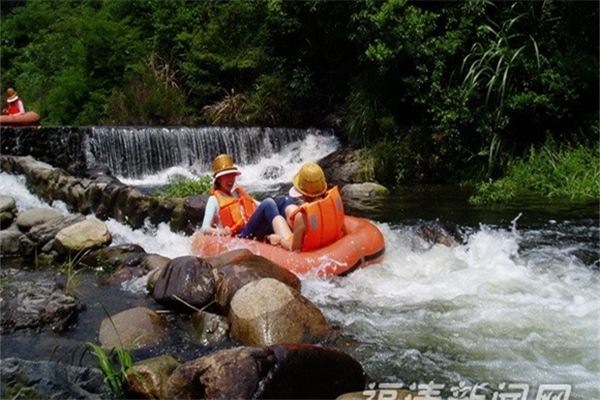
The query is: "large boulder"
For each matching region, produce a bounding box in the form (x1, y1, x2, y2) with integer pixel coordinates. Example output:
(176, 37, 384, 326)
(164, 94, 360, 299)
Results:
(204, 248, 254, 269)
(55, 218, 112, 253)
(0, 358, 106, 400)
(25, 214, 85, 249)
(80, 244, 146, 270)
(183, 195, 208, 234)
(229, 278, 328, 346)
(98, 307, 168, 350)
(259, 344, 366, 399)
(16, 208, 62, 232)
(126, 355, 180, 400)
(0, 195, 17, 229)
(141, 253, 171, 271)
(318, 148, 368, 187)
(165, 344, 365, 400)
(0, 269, 81, 333)
(342, 182, 389, 198)
(0, 230, 22, 256)
(165, 346, 274, 400)
(212, 253, 301, 310)
(152, 256, 215, 311)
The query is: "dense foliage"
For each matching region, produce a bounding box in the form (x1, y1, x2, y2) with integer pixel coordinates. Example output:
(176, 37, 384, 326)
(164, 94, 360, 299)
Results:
(469, 143, 600, 205)
(1, 0, 597, 186)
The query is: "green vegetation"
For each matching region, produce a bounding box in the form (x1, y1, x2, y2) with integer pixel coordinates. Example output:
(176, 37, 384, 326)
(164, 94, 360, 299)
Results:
(158, 175, 212, 198)
(1, 0, 597, 190)
(86, 342, 133, 398)
(470, 143, 600, 205)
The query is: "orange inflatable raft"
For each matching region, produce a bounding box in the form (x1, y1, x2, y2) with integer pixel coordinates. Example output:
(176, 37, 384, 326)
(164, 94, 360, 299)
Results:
(0, 111, 40, 126)
(192, 215, 385, 277)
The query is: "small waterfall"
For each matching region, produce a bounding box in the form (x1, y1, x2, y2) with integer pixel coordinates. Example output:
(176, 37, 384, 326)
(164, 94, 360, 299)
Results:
(86, 126, 333, 178)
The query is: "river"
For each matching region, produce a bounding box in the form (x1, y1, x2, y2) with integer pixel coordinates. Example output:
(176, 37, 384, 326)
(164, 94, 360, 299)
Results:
(1, 131, 598, 400)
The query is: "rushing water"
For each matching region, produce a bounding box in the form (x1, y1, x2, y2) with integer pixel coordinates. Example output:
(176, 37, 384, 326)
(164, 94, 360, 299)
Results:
(1, 132, 598, 400)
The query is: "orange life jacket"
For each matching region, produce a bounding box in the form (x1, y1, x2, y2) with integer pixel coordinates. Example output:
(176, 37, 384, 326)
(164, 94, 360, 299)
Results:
(211, 187, 257, 234)
(289, 186, 345, 251)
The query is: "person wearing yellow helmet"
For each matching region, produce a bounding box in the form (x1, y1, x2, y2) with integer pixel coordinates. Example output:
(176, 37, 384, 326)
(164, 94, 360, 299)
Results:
(269, 162, 346, 251)
(200, 154, 295, 241)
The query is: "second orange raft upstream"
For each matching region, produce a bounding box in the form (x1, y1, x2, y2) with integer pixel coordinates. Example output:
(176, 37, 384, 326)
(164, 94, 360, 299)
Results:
(191, 215, 385, 277)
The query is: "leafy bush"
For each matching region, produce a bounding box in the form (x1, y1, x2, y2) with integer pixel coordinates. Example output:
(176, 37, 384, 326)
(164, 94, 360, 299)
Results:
(158, 175, 212, 198)
(470, 143, 600, 205)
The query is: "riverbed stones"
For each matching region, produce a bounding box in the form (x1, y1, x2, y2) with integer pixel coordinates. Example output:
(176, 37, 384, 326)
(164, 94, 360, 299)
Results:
(141, 253, 171, 271)
(188, 311, 230, 345)
(16, 207, 62, 232)
(0, 230, 22, 255)
(81, 243, 146, 270)
(55, 218, 111, 253)
(259, 343, 366, 399)
(165, 344, 364, 399)
(165, 346, 274, 400)
(126, 355, 180, 400)
(25, 214, 85, 249)
(0, 195, 17, 229)
(229, 278, 328, 346)
(0, 357, 106, 400)
(212, 253, 301, 310)
(152, 256, 215, 311)
(0, 269, 80, 333)
(319, 148, 368, 186)
(98, 306, 168, 350)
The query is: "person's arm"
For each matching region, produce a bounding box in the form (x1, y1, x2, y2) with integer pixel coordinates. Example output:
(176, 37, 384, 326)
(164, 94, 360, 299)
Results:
(16, 100, 25, 115)
(200, 196, 231, 236)
(277, 213, 304, 251)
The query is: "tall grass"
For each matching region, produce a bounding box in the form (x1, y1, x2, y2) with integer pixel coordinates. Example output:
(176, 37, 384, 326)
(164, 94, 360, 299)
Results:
(470, 143, 600, 205)
(87, 343, 133, 398)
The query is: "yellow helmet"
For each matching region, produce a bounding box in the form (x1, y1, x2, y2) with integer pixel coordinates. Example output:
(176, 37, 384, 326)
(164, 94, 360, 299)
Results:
(212, 154, 241, 179)
(290, 162, 327, 198)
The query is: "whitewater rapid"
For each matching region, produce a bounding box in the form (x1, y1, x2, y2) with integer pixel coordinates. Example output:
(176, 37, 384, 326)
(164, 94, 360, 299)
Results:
(1, 131, 598, 399)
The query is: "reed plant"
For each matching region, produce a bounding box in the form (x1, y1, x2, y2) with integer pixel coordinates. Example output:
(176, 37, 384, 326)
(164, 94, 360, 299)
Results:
(86, 343, 133, 398)
(470, 143, 600, 205)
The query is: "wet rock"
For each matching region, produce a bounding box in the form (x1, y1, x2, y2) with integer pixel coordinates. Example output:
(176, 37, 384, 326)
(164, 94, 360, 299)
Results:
(318, 148, 368, 187)
(417, 221, 461, 247)
(165, 344, 364, 399)
(126, 355, 180, 400)
(80, 244, 146, 270)
(152, 256, 215, 311)
(258, 343, 366, 399)
(165, 346, 274, 400)
(0, 357, 106, 400)
(342, 182, 389, 198)
(0, 269, 81, 333)
(16, 207, 62, 232)
(55, 218, 112, 253)
(141, 254, 171, 271)
(26, 214, 85, 249)
(262, 165, 284, 179)
(105, 267, 146, 286)
(0, 195, 17, 212)
(183, 195, 208, 234)
(146, 268, 164, 292)
(212, 253, 301, 310)
(0, 230, 22, 255)
(99, 306, 168, 350)
(188, 311, 230, 345)
(229, 278, 328, 346)
(0, 196, 17, 229)
(204, 248, 254, 268)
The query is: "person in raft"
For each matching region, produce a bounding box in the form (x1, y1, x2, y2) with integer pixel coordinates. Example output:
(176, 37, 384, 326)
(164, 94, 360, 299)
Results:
(200, 153, 296, 241)
(2, 88, 25, 115)
(269, 162, 346, 252)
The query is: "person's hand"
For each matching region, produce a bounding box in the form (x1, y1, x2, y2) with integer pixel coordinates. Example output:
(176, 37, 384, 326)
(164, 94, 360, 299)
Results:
(221, 226, 232, 236)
